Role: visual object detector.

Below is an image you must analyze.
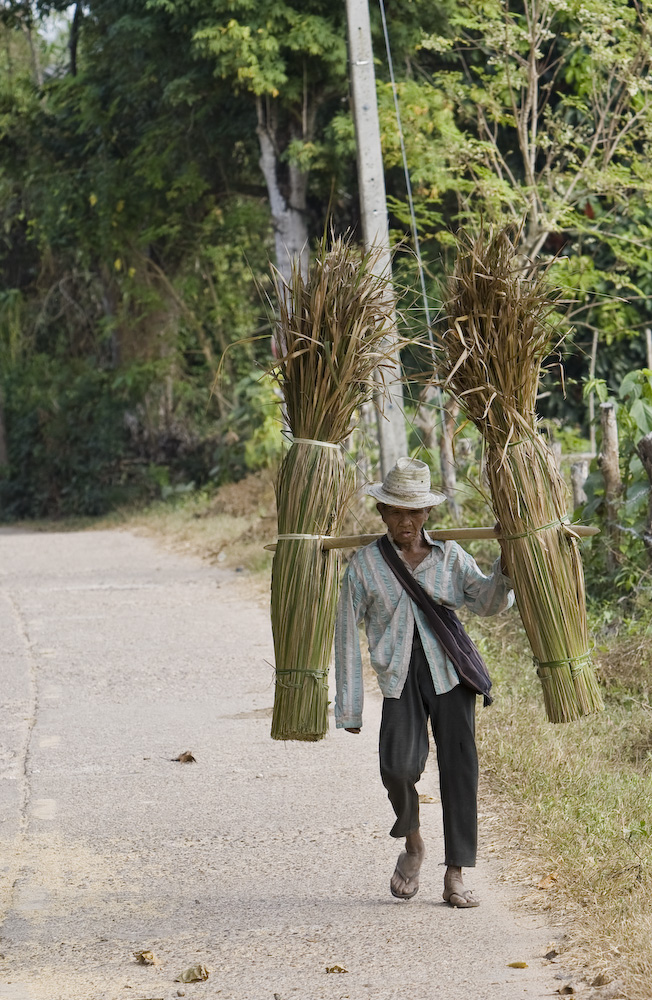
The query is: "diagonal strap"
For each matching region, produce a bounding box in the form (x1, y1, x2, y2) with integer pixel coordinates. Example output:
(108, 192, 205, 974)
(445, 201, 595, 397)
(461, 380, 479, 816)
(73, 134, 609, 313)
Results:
(377, 535, 493, 707)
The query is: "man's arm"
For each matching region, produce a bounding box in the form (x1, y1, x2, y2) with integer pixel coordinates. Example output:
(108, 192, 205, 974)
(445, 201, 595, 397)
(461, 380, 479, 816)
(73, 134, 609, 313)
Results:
(334, 563, 367, 731)
(458, 544, 514, 617)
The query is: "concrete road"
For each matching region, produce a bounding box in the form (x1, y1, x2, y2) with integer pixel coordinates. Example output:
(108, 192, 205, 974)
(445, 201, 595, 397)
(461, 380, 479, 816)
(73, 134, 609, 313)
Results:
(0, 528, 564, 1000)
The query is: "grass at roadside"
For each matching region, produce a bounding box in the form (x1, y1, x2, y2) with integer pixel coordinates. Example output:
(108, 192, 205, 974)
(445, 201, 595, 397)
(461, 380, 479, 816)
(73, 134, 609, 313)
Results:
(25, 475, 651, 999)
(473, 606, 652, 999)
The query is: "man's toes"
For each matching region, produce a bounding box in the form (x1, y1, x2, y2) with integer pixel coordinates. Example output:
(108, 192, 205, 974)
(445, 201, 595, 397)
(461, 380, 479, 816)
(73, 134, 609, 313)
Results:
(443, 885, 480, 908)
(390, 850, 421, 899)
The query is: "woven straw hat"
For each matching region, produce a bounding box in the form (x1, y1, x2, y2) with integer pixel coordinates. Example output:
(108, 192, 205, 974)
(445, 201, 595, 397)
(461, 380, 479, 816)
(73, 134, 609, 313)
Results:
(366, 457, 446, 508)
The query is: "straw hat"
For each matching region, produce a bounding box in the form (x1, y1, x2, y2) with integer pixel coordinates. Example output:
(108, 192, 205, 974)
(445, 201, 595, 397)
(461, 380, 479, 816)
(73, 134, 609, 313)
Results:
(366, 457, 446, 508)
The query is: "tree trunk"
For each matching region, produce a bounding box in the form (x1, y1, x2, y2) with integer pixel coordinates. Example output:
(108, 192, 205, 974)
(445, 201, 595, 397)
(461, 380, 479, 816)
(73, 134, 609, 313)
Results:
(256, 100, 309, 289)
(439, 396, 461, 522)
(22, 20, 43, 87)
(636, 432, 652, 561)
(69, 4, 81, 76)
(0, 386, 8, 469)
(100, 265, 120, 367)
(598, 401, 622, 571)
(570, 459, 589, 510)
(412, 383, 439, 452)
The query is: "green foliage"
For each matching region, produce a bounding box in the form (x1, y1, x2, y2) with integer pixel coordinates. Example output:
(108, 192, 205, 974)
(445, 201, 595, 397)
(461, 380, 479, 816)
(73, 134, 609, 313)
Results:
(581, 370, 652, 595)
(0, 357, 157, 518)
(0, 4, 281, 518)
(387, 0, 652, 418)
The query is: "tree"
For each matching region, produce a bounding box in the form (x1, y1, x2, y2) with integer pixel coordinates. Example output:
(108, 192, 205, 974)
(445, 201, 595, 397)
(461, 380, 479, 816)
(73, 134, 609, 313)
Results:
(370, 0, 652, 452)
(145, 0, 347, 282)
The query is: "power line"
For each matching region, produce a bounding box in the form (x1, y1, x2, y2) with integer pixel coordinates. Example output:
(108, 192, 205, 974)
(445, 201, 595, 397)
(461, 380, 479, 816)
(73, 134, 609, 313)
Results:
(377, 0, 435, 354)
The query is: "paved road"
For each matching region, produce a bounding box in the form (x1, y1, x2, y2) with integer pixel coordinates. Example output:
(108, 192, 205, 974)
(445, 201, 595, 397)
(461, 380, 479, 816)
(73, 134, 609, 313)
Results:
(0, 528, 563, 1000)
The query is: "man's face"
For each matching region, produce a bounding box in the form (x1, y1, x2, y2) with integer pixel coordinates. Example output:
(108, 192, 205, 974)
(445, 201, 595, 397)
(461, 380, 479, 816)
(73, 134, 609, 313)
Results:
(377, 504, 432, 545)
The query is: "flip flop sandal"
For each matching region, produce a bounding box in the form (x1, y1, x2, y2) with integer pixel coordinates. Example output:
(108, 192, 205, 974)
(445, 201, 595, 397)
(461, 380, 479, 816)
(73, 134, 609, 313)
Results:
(391, 860, 419, 900)
(442, 886, 480, 908)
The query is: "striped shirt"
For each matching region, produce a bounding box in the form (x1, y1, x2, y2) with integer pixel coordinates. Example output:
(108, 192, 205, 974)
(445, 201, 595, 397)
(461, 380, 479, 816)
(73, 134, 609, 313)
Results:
(334, 532, 514, 730)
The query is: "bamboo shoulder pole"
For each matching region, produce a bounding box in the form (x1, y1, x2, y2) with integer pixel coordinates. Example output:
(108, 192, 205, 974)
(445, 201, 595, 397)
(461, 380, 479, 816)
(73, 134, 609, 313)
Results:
(264, 525, 599, 552)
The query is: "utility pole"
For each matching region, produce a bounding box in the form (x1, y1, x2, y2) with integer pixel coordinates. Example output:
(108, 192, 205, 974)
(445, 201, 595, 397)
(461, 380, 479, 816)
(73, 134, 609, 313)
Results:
(345, 0, 408, 475)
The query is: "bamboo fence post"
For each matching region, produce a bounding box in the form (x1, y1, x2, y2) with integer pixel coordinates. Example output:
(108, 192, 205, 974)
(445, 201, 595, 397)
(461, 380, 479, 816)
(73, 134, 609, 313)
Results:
(598, 401, 622, 571)
(571, 459, 589, 509)
(636, 432, 652, 561)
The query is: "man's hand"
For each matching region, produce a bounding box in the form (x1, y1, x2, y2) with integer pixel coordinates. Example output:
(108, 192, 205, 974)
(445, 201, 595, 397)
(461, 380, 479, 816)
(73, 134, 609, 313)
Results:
(345, 727, 361, 734)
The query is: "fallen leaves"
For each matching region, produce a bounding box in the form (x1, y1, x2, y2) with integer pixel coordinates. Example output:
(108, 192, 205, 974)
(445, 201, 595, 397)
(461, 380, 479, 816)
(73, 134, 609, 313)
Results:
(537, 872, 558, 890)
(507, 961, 528, 968)
(418, 793, 437, 804)
(133, 950, 156, 965)
(325, 965, 348, 974)
(171, 751, 197, 763)
(175, 964, 209, 983)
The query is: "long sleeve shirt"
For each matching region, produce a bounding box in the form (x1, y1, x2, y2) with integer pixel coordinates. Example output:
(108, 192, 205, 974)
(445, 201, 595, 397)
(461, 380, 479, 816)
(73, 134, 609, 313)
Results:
(334, 532, 514, 730)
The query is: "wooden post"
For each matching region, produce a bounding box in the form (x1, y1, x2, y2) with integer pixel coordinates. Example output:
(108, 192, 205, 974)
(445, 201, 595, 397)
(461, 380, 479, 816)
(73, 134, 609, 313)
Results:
(588, 328, 599, 455)
(345, 0, 408, 475)
(598, 401, 622, 570)
(636, 432, 652, 561)
(570, 459, 589, 510)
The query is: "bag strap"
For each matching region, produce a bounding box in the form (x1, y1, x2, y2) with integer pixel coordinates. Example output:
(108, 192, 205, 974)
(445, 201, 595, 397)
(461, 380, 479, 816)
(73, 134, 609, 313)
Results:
(376, 535, 493, 706)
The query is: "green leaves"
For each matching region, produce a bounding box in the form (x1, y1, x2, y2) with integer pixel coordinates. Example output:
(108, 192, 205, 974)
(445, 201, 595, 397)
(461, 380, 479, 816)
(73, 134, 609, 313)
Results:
(620, 370, 652, 437)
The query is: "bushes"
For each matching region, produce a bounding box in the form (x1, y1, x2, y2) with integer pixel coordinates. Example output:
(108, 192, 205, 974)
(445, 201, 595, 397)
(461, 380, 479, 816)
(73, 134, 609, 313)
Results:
(0, 356, 285, 520)
(0, 357, 150, 517)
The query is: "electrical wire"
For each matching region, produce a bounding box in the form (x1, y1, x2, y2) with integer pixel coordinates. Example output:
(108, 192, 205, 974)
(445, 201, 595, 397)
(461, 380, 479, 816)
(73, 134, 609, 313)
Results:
(377, 0, 435, 355)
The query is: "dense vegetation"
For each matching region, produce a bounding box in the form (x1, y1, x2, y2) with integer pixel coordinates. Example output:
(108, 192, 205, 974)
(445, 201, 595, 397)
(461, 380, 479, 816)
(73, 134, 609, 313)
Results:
(1, 0, 652, 589)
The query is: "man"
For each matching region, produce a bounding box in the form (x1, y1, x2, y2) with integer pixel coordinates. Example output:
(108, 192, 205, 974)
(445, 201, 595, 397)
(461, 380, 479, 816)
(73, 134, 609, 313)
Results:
(334, 457, 513, 906)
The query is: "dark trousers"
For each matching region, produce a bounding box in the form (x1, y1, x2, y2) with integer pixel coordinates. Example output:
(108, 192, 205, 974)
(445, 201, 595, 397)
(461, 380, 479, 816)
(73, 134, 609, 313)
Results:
(378, 632, 478, 867)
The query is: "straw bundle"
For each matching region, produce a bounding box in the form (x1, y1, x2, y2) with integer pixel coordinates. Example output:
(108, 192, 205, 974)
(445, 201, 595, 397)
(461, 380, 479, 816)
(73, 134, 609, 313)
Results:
(269, 234, 397, 740)
(437, 229, 603, 723)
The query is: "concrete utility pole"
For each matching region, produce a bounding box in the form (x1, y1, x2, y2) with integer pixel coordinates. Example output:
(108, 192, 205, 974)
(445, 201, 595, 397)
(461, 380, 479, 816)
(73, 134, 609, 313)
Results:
(345, 0, 408, 475)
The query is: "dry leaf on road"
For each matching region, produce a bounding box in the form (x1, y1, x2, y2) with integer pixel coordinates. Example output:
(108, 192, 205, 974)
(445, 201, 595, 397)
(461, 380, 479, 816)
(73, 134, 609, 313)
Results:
(507, 961, 528, 968)
(326, 965, 348, 973)
(133, 950, 156, 965)
(175, 964, 209, 982)
(418, 794, 436, 803)
(537, 872, 558, 889)
(171, 751, 197, 763)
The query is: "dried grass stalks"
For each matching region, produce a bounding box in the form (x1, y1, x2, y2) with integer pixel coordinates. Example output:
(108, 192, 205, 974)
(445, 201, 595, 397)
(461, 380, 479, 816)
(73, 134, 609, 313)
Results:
(438, 228, 603, 723)
(269, 234, 398, 741)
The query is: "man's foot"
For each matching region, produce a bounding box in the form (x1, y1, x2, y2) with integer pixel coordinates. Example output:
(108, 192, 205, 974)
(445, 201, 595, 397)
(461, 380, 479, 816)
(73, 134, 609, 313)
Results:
(390, 832, 425, 900)
(442, 865, 479, 908)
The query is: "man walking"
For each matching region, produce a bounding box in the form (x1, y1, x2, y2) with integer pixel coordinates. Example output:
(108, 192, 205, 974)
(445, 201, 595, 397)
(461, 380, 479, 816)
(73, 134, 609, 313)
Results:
(334, 457, 513, 906)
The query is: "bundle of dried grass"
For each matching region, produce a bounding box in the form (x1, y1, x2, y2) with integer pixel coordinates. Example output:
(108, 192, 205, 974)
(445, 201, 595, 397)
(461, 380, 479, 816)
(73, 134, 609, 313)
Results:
(437, 228, 603, 723)
(269, 234, 397, 741)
